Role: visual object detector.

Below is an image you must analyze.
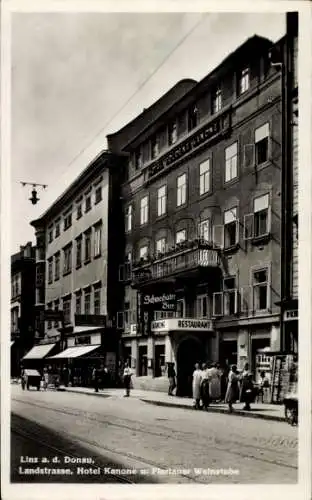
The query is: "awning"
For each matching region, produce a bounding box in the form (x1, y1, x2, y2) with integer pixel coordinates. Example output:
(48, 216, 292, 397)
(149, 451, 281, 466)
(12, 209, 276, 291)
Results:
(49, 344, 101, 360)
(22, 343, 56, 360)
(74, 326, 103, 334)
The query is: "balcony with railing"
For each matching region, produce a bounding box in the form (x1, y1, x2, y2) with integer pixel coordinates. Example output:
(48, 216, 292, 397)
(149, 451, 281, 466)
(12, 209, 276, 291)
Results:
(132, 239, 220, 287)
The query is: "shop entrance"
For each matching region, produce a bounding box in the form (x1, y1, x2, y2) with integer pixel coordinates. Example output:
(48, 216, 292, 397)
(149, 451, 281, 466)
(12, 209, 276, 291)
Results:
(176, 338, 203, 397)
(219, 340, 237, 367)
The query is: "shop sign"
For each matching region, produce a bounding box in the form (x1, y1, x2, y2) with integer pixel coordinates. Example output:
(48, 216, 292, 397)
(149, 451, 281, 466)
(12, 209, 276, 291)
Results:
(151, 318, 213, 332)
(142, 293, 177, 311)
(130, 324, 137, 335)
(284, 310, 298, 321)
(75, 314, 107, 327)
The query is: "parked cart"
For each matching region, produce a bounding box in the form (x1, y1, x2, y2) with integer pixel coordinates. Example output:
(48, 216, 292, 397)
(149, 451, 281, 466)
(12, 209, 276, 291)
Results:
(22, 369, 41, 391)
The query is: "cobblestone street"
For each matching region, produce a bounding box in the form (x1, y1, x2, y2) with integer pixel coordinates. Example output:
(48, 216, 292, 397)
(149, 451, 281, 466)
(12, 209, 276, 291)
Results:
(11, 385, 297, 484)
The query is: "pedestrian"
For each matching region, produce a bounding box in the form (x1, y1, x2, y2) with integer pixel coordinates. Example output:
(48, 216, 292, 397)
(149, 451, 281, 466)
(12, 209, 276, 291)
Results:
(200, 363, 210, 410)
(123, 362, 133, 397)
(167, 363, 176, 396)
(257, 370, 270, 403)
(225, 365, 239, 413)
(192, 363, 202, 409)
(43, 367, 49, 391)
(220, 363, 230, 402)
(92, 366, 99, 392)
(207, 362, 222, 403)
(239, 363, 254, 410)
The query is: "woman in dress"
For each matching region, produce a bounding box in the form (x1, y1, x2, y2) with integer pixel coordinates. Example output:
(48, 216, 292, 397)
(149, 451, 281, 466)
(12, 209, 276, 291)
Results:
(208, 363, 222, 402)
(192, 363, 202, 409)
(200, 363, 210, 409)
(225, 365, 239, 412)
(239, 363, 254, 410)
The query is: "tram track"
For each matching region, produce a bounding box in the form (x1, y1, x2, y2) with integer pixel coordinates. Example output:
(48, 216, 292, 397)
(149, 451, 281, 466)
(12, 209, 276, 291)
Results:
(12, 396, 297, 472)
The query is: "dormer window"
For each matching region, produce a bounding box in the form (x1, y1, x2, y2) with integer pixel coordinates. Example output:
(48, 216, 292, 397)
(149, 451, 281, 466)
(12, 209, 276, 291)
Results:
(212, 88, 222, 114)
(168, 121, 178, 145)
(188, 104, 198, 131)
(151, 136, 159, 159)
(239, 67, 250, 95)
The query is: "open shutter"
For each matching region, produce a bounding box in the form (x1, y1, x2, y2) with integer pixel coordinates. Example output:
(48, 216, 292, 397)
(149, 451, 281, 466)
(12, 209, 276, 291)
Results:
(243, 144, 255, 169)
(267, 263, 272, 311)
(235, 219, 239, 244)
(267, 203, 272, 234)
(212, 292, 223, 317)
(212, 225, 224, 249)
(243, 213, 254, 240)
(240, 286, 251, 315)
(234, 289, 238, 314)
(117, 312, 124, 329)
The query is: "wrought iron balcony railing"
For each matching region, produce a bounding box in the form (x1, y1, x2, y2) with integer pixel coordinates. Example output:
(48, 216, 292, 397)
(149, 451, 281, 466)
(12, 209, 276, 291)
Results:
(132, 240, 220, 286)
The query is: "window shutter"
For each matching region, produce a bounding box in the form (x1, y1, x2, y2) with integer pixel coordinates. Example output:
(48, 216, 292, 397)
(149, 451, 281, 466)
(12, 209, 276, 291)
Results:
(212, 292, 223, 317)
(243, 213, 254, 240)
(212, 224, 224, 249)
(267, 203, 272, 234)
(243, 144, 255, 168)
(235, 219, 239, 244)
(267, 263, 272, 311)
(224, 207, 237, 224)
(234, 289, 238, 314)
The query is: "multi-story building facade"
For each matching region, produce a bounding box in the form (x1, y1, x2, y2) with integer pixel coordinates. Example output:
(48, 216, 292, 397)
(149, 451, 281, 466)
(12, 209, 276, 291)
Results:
(11, 242, 36, 376)
(108, 35, 284, 395)
(30, 151, 125, 379)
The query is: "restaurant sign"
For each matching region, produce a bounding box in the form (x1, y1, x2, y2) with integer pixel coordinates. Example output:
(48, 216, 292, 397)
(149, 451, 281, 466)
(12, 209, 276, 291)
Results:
(151, 318, 214, 332)
(142, 293, 177, 311)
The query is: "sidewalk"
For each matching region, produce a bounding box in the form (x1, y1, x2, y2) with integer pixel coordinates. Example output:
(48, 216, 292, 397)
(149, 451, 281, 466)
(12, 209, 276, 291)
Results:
(64, 386, 285, 422)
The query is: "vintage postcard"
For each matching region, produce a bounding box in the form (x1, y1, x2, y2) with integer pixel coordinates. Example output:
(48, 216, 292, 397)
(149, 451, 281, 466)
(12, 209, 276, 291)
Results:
(1, 1, 311, 499)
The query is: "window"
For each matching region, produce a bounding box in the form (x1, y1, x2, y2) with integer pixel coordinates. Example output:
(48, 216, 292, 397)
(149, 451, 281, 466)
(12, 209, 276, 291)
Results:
(168, 121, 178, 145)
(84, 289, 91, 314)
(151, 136, 159, 159)
(63, 298, 71, 325)
(252, 269, 269, 311)
(76, 201, 83, 220)
(254, 194, 270, 237)
(255, 123, 270, 165)
(139, 245, 148, 260)
(55, 219, 60, 238)
(224, 207, 238, 247)
(157, 185, 167, 217)
(188, 104, 198, 131)
(54, 252, 60, 281)
(176, 229, 186, 244)
(76, 236, 82, 268)
(63, 245, 72, 275)
(199, 159, 211, 195)
(223, 277, 237, 315)
(75, 293, 82, 315)
(176, 299, 185, 317)
(154, 345, 165, 377)
(135, 148, 143, 170)
(48, 258, 53, 284)
(177, 173, 186, 207)
(95, 186, 102, 204)
(196, 295, 208, 318)
(54, 300, 60, 327)
(125, 205, 132, 232)
(212, 88, 222, 114)
(85, 193, 92, 213)
(140, 196, 149, 225)
(225, 142, 238, 182)
(84, 230, 91, 262)
(94, 288, 101, 315)
(48, 226, 53, 243)
(94, 224, 101, 257)
(64, 211, 72, 230)
(198, 219, 210, 242)
(239, 67, 250, 94)
(156, 237, 167, 256)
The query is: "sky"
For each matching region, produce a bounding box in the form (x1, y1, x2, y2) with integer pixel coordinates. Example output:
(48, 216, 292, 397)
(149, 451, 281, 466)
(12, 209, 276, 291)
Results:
(10, 10, 286, 253)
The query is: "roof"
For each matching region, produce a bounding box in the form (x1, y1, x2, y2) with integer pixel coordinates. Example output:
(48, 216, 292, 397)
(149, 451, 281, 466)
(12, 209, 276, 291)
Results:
(108, 35, 274, 153)
(30, 150, 123, 228)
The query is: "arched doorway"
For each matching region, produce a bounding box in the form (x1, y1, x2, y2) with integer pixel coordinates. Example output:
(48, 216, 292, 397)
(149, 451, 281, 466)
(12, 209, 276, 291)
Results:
(176, 338, 203, 397)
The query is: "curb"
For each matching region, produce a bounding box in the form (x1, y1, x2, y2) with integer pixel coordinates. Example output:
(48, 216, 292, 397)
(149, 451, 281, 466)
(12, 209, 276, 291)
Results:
(139, 399, 285, 423)
(63, 388, 285, 423)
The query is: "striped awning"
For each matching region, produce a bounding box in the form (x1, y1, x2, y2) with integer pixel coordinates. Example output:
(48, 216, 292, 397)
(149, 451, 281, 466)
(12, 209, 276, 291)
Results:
(49, 344, 100, 359)
(22, 343, 56, 360)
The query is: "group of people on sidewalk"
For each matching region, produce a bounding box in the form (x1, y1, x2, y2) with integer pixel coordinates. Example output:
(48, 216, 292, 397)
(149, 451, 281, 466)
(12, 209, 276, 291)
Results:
(192, 362, 267, 412)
